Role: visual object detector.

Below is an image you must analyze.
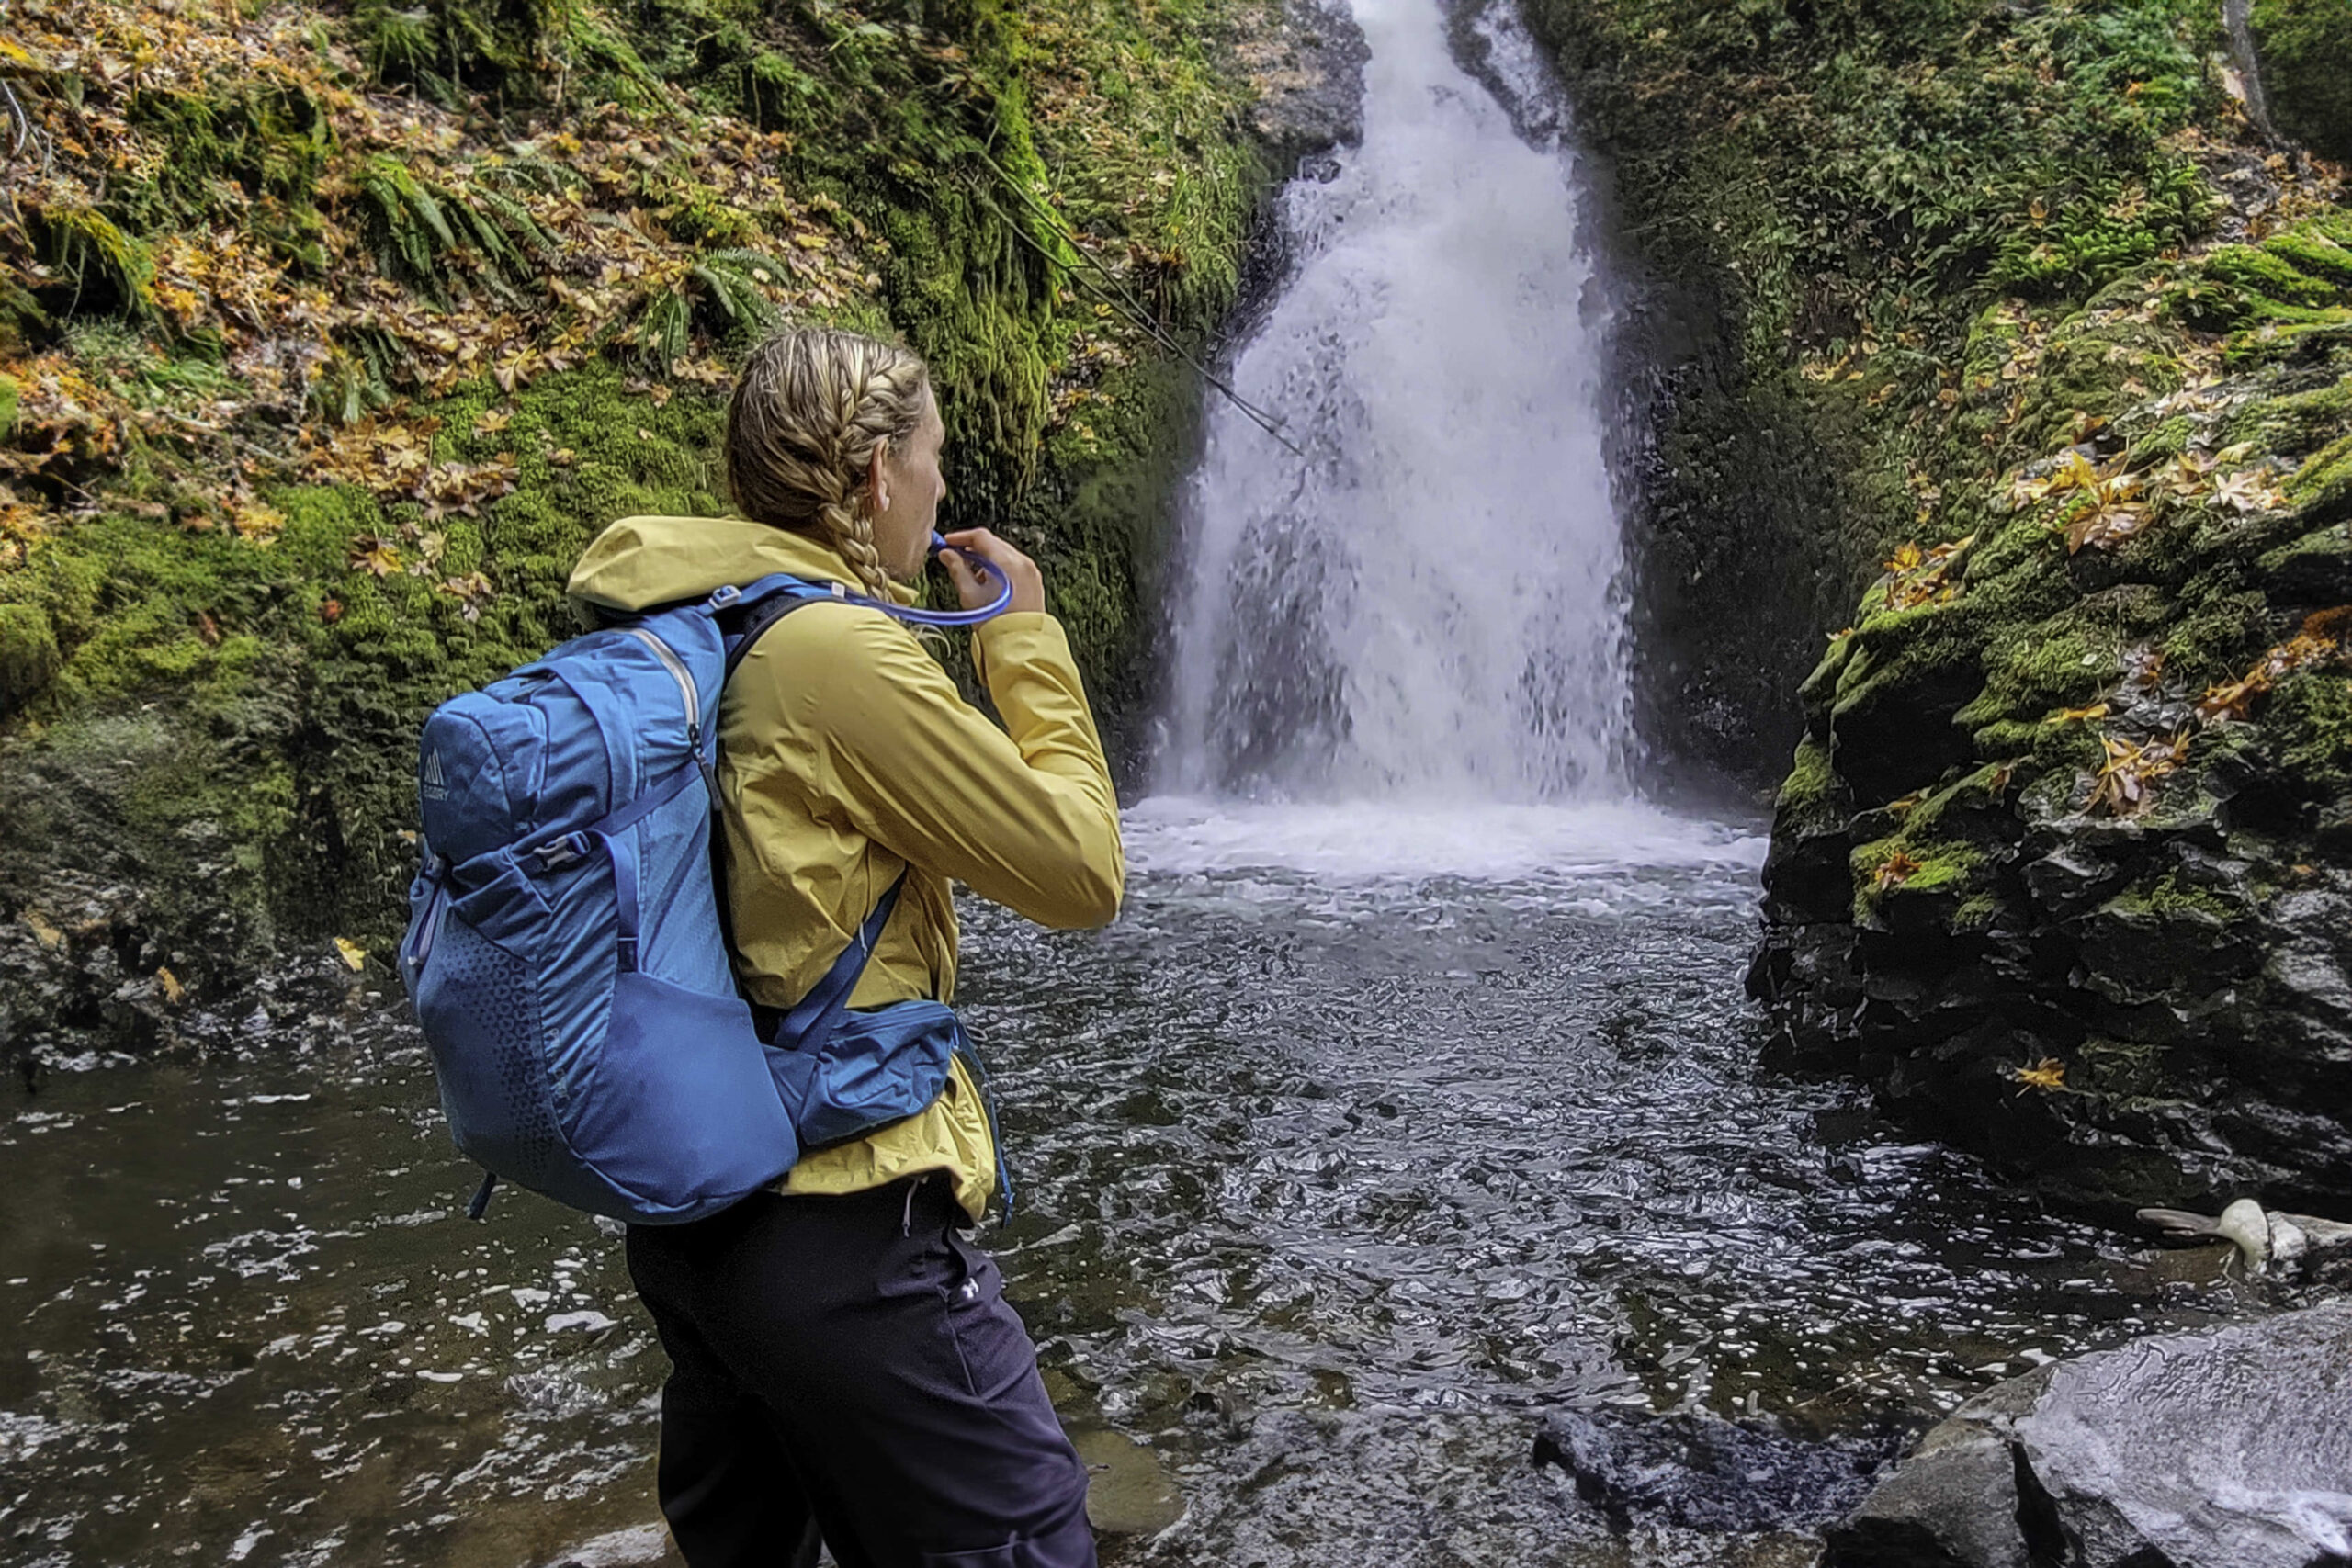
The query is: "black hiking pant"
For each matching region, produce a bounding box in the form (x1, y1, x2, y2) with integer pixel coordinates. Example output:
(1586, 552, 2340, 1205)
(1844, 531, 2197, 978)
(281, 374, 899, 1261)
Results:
(624, 1175, 1097, 1568)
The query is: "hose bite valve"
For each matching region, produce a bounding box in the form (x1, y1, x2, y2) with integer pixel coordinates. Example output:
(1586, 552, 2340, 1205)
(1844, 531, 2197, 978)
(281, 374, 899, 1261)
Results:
(847, 532, 1014, 628)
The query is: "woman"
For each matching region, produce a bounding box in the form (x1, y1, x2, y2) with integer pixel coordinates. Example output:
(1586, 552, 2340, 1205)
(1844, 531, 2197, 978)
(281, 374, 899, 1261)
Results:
(565, 326, 1123, 1568)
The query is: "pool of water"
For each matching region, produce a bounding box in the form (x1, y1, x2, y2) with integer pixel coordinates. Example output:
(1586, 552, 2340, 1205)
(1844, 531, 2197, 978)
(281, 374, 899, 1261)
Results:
(0, 804, 2237, 1567)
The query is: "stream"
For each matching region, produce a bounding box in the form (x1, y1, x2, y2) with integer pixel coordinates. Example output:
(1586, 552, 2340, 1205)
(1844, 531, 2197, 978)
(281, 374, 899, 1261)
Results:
(0, 0, 2250, 1564)
(0, 815, 2238, 1568)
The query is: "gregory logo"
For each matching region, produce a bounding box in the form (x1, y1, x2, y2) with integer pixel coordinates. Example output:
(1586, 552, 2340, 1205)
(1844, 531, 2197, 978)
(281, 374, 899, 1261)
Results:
(421, 749, 449, 801)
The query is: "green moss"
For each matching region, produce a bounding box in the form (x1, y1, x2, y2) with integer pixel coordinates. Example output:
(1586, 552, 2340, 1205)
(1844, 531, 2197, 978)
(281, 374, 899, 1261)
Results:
(1850, 833, 1986, 925)
(2202, 244, 2347, 313)
(2102, 869, 2240, 923)
(2, 360, 735, 948)
(25, 204, 154, 320)
(2252, 0, 2352, 164)
(1774, 732, 1848, 838)
(2269, 671, 2352, 799)
(2284, 434, 2352, 523)
(0, 604, 61, 717)
(2159, 586, 2271, 685)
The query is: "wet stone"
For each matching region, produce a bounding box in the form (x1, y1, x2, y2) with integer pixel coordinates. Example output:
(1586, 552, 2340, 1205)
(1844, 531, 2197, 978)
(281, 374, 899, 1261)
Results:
(1532, 1407, 1910, 1534)
(1826, 1304, 2352, 1568)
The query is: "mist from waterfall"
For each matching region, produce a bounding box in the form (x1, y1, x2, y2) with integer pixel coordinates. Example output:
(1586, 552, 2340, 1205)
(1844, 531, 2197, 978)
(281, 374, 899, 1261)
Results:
(1155, 0, 1635, 806)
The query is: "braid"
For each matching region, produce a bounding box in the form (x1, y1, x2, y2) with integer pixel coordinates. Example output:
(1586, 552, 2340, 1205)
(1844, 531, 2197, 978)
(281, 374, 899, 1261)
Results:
(726, 327, 932, 603)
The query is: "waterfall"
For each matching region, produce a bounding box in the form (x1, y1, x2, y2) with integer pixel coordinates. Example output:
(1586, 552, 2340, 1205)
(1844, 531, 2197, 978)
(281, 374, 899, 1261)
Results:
(1155, 0, 1634, 805)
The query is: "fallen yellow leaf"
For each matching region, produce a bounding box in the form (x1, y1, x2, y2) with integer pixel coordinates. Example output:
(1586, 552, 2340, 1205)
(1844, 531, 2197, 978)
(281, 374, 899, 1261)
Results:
(156, 967, 185, 1004)
(2010, 1057, 2067, 1092)
(334, 937, 368, 972)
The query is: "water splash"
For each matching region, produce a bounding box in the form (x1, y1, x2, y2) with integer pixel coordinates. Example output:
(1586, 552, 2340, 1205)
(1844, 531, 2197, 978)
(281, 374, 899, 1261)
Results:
(1158, 0, 1633, 803)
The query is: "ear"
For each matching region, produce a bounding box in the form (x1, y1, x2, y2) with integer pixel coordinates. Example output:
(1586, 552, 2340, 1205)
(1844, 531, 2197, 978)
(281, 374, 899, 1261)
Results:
(866, 442, 890, 513)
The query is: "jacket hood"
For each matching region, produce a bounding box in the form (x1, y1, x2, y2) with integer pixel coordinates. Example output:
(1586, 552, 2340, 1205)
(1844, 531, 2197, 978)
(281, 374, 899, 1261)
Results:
(567, 515, 912, 611)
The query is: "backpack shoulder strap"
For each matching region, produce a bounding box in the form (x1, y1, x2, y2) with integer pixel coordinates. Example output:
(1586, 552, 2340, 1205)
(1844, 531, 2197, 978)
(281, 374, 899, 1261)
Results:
(706, 573, 900, 1032)
(752, 872, 906, 1050)
(716, 573, 841, 685)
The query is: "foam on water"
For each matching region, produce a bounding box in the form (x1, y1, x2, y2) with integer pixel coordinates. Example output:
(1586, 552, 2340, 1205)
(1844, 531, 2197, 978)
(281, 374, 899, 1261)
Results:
(1125, 796, 1764, 885)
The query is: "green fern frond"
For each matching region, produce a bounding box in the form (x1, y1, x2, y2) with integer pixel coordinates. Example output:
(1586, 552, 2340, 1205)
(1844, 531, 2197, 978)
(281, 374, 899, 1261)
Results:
(30, 205, 154, 320)
(691, 248, 787, 334)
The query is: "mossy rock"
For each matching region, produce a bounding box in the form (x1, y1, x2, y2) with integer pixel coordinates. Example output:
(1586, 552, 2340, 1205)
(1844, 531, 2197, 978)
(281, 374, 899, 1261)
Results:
(2251, 0, 2352, 164)
(0, 605, 60, 717)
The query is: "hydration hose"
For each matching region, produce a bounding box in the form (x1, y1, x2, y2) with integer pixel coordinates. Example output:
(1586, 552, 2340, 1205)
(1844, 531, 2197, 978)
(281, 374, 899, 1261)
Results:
(842, 533, 1015, 629)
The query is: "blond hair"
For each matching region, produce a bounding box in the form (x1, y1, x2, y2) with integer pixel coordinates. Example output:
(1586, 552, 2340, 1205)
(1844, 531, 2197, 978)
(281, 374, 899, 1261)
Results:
(725, 327, 932, 602)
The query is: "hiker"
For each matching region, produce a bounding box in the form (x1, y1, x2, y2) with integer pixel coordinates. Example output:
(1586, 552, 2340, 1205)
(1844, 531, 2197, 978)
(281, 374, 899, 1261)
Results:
(564, 326, 1125, 1567)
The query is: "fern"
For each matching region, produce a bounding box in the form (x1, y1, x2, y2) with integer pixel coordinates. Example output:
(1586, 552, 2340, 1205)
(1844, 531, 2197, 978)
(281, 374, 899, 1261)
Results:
(29, 205, 154, 320)
(691, 248, 788, 333)
(613, 248, 787, 371)
(356, 155, 458, 291)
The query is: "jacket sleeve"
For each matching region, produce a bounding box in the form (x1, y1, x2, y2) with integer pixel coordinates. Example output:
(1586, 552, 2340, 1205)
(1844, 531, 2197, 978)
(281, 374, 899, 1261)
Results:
(778, 608, 1125, 930)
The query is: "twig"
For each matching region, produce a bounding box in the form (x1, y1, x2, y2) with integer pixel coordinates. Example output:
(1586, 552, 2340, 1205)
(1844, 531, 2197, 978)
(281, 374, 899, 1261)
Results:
(967, 149, 1303, 457)
(981, 187, 1303, 457)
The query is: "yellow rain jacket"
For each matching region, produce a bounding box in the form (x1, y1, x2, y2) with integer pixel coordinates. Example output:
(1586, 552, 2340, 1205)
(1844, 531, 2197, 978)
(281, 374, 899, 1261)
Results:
(566, 516, 1125, 1221)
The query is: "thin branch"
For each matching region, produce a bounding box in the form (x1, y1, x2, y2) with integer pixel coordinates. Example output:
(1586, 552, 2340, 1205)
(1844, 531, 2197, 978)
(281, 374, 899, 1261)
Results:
(967, 150, 1303, 457)
(981, 186, 1304, 458)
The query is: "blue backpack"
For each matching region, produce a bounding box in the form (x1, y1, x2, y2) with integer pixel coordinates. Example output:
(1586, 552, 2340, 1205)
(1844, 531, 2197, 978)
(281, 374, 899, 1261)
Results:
(397, 574, 978, 1224)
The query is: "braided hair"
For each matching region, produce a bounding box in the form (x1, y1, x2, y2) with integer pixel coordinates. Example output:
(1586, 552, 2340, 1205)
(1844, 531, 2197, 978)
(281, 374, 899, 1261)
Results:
(725, 327, 933, 602)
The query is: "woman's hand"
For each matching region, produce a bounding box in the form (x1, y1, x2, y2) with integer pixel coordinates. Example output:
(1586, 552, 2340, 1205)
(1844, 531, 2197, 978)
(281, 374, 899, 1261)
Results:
(938, 528, 1046, 615)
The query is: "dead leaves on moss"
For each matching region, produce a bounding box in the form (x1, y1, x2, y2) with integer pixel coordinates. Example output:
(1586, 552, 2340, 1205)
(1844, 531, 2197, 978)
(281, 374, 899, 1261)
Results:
(1873, 535, 1974, 613)
(0, 0, 884, 549)
(1871, 849, 1924, 893)
(2000, 435, 2290, 557)
(2090, 730, 2191, 816)
(2196, 609, 2351, 725)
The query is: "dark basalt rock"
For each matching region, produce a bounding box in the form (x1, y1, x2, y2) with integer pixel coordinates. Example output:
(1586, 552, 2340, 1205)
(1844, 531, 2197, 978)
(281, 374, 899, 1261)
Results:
(1532, 1406, 1908, 1534)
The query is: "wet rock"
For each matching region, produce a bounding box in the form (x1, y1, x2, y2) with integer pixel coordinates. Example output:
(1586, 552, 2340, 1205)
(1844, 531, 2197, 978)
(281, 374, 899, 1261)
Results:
(2248, 0, 2352, 166)
(2139, 1200, 2352, 1297)
(1823, 1303, 2352, 1568)
(539, 1523, 683, 1567)
(1234, 0, 1368, 162)
(1532, 1407, 1906, 1534)
(1820, 1369, 2053, 1568)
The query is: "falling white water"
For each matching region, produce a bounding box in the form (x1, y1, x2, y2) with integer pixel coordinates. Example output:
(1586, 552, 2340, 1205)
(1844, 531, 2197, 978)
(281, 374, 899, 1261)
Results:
(1155, 0, 1634, 814)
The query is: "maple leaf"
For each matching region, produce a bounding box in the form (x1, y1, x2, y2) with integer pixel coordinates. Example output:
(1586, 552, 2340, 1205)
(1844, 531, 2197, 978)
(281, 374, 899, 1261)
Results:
(473, 408, 514, 435)
(1872, 850, 1923, 893)
(155, 966, 186, 1005)
(2065, 497, 2150, 553)
(1883, 542, 1925, 575)
(231, 502, 287, 544)
(2197, 676, 2264, 725)
(2163, 449, 2218, 497)
(2211, 469, 2282, 513)
(350, 536, 404, 577)
(2049, 701, 2110, 725)
(2010, 1057, 2067, 1092)
(2049, 449, 2104, 495)
(2090, 731, 2189, 816)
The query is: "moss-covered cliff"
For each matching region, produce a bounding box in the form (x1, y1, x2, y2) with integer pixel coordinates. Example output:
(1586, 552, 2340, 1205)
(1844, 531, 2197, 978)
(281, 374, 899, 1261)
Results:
(1520, 0, 2352, 1206)
(0, 0, 1354, 1054)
